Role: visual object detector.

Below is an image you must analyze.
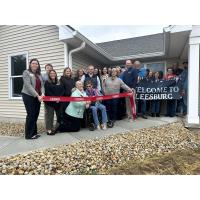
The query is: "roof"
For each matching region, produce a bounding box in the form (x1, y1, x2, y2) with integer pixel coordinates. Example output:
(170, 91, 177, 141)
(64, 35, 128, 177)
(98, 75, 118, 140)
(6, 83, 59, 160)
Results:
(96, 33, 164, 57)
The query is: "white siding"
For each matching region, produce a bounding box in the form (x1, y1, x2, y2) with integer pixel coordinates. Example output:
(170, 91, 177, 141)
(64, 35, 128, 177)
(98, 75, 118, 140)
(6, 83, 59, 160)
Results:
(0, 25, 65, 121)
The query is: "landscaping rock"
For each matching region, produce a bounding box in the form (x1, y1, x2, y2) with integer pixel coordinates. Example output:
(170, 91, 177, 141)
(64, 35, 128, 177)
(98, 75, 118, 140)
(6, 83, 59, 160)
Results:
(0, 122, 200, 175)
(0, 122, 45, 137)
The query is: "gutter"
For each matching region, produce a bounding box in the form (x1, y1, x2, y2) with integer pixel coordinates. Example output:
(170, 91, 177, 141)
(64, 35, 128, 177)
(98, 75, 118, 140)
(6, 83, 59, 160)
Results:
(68, 42, 86, 68)
(59, 25, 166, 62)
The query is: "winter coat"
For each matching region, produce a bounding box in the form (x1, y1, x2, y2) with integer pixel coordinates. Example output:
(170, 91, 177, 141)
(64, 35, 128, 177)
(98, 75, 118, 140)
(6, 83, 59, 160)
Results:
(65, 89, 87, 118)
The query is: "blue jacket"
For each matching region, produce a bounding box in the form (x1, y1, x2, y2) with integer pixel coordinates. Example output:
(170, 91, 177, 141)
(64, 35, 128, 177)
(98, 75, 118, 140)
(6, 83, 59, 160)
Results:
(65, 89, 87, 118)
(121, 67, 138, 89)
(137, 67, 147, 78)
(179, 69, 188, 92)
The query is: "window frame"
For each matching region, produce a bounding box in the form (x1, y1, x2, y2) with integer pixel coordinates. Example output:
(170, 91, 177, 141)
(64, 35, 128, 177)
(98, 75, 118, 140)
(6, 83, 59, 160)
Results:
(142, 60, 167, 75)
(8, 52, 29, 100)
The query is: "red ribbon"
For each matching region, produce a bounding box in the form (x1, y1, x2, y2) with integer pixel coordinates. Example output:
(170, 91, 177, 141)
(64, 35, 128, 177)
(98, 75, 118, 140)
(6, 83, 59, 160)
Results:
(43, 92, 136, 119)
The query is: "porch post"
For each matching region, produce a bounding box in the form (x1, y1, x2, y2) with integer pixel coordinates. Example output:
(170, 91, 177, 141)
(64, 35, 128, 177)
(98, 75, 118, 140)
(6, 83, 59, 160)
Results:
(187, 35, 200, 125)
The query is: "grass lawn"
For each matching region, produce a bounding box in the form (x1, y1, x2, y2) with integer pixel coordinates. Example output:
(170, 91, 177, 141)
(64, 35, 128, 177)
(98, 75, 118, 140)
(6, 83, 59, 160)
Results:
(105, 148, 200, 175)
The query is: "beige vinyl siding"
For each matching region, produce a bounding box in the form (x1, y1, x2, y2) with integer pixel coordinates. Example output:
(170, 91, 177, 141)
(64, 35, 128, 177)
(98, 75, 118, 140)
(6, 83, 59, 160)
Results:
(0, 25, 65, 121)
(0, 25, 104, 122)
(72, 52, 103, 72)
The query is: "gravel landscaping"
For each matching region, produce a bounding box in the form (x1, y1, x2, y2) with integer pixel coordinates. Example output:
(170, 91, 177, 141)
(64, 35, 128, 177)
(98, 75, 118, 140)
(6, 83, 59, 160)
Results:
(0, 122, 45, 137)
(0, 122, 200, 175)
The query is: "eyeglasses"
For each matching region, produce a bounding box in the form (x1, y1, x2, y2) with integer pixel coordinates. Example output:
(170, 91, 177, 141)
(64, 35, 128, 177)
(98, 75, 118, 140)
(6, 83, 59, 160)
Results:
(86, 85, 92, 88)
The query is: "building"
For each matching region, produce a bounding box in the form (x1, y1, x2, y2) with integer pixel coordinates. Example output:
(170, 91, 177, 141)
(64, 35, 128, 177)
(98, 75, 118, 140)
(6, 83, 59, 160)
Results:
(0, 25, 199, 127)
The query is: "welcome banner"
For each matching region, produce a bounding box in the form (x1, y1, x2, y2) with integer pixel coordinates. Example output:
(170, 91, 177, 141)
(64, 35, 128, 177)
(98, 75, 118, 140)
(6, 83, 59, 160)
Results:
(135, 79, 182, 100)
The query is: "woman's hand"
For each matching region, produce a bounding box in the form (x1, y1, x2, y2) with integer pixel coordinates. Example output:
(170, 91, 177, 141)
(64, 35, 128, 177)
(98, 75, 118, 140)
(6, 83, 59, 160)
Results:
(132, 88, 136, 94)
(85, 101, 91, 109)
(138, 76, 142, 82)
(37, 95, 43, 102)
(128, 88, 133, 93)
(181, 90, 185, 96)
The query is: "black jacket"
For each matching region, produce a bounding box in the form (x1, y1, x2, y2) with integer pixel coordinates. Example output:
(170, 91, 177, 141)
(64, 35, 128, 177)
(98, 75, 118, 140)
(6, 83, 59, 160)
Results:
(173, 68, 183, 76)
(44, 81, 65, 109)
(59, 76, 75, 97)
(84, 74, 98, 89)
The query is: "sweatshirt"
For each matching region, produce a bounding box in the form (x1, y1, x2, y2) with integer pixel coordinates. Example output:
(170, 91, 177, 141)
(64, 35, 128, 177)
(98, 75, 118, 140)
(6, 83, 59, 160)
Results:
(104, 77, 131, 95)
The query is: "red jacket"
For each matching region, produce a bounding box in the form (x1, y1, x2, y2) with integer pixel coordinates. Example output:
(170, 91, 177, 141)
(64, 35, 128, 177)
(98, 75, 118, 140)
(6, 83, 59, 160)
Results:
(165, 74, 176, 80)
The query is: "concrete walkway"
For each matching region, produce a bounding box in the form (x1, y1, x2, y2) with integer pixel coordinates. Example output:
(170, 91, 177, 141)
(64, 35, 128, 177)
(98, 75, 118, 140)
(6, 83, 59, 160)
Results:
(0, 117, 180, 157)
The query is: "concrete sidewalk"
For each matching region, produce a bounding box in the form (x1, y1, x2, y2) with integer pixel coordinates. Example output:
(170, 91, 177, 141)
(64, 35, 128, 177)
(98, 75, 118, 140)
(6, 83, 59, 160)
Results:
(0, 117, 180, 157)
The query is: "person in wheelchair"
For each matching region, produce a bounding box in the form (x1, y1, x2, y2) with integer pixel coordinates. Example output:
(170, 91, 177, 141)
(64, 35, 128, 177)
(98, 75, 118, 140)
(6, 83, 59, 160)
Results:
(85, 81, 108, 130)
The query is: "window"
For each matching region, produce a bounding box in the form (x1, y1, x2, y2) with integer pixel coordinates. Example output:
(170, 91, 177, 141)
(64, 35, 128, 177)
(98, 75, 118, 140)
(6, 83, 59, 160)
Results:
(145, 62, 166, 73)
(9, 53, 28, 99)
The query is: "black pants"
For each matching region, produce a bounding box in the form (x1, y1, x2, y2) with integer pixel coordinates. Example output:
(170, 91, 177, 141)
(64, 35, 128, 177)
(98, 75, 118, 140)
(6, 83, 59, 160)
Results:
(105, 99, 118, 121)
(59, 102, 69, 121)
(57, 113, 81, 132)
(117, 98, 126, 120)
(22, 93, 41, 139)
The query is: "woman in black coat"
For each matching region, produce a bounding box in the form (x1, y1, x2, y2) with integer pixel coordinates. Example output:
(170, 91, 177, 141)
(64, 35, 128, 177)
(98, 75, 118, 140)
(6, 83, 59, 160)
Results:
(74, 68, 85, 82)
(44, 69, 65, 135)
(59, 67, 75, 117)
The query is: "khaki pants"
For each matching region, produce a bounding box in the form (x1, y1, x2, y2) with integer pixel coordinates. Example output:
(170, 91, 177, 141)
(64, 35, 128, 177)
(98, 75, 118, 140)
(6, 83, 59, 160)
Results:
(125, 92, 136, 119)
(125, 97, 132, 119)
(45, 104, 60, 131)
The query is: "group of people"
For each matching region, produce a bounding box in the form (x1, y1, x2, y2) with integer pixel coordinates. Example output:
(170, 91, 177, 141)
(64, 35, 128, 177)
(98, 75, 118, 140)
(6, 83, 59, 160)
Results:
(21, 58, 188, 140)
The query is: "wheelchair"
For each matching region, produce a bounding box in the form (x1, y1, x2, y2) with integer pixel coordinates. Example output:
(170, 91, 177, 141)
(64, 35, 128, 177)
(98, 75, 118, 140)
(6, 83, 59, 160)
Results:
(83, 107, 114, 131)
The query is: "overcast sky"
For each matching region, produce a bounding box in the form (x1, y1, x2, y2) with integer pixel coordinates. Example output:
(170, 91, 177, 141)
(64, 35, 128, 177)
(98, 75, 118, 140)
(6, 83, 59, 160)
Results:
(73, 25, 167, 43)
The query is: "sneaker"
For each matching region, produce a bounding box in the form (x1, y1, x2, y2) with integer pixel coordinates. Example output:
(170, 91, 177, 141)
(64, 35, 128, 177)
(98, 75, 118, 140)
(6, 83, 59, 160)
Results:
(128, 118, 134, 122)
(127, 116, 132, 119)
(182, 112, 187, 116)
(26, 135, 39, 140)
(97, 125, 101, 130)
(102, 123, 107, 130)
(141, 115, 148, 119)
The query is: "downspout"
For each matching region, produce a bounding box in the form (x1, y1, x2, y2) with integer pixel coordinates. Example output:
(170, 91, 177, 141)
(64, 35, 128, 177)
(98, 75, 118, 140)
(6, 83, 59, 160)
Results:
(68, 42, 86, 69)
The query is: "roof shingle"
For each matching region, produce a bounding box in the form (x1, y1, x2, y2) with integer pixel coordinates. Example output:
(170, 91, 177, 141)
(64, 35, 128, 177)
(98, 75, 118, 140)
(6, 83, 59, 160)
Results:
(96, 33, 164, 57)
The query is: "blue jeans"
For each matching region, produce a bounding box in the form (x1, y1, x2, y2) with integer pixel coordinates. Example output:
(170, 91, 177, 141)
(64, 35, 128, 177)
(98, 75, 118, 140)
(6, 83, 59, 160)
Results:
(183, 95, 187, 114)
(176, 99, 183, 113)
(166, 100, 176, 117)
(176, 98, 187, 114)
(137, 100, 147, 115)
(151, 100, 160, 114)
(90, 103, 108, 126)
(183, 91, 187, 114)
